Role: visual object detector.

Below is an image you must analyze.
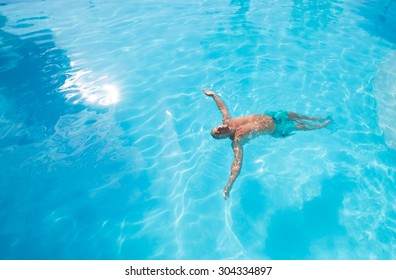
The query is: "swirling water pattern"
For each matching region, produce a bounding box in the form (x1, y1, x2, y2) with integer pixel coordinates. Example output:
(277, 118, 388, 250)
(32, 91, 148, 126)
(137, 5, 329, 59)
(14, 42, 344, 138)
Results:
(0, 0, 396, 259)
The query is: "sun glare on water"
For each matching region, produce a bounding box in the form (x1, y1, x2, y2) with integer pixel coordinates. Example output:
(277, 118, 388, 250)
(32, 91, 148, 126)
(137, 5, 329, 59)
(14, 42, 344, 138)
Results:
(62, 62, 121, 107)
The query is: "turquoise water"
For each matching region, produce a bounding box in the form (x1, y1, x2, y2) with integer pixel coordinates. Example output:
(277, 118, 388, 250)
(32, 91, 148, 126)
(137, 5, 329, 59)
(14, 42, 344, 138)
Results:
(1, 0, 396, 259)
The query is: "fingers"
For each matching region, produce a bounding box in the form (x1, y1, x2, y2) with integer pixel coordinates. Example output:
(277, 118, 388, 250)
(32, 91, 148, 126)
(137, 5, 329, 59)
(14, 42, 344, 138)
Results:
(203, 88, 215, 96)
(223, 190, 230, 200)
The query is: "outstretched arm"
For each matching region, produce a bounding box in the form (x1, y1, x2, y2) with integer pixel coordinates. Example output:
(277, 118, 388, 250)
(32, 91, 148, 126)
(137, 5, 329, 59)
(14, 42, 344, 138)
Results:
(203, 88, 231, 124)
(223, 141, 243, 200)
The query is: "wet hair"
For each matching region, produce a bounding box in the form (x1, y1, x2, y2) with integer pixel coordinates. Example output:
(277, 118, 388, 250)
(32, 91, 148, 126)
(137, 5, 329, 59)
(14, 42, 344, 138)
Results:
(211, 125, 232, 139)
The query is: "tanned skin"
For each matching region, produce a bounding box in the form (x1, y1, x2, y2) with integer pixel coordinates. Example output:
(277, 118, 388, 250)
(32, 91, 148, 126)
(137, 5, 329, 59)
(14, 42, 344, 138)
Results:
(203, 88, 330, 200)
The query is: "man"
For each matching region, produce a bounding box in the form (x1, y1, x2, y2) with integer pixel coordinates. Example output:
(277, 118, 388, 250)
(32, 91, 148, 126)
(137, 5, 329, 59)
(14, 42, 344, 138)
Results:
(203, 88, 331, 200)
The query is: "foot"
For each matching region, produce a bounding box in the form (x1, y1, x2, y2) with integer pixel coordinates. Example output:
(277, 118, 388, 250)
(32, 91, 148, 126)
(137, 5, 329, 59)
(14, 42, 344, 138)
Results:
(318, 119, 331, 128)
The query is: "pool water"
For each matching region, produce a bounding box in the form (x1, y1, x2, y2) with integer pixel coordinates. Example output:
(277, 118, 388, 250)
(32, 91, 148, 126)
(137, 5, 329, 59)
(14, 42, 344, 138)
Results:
(1, 0, 396, 259)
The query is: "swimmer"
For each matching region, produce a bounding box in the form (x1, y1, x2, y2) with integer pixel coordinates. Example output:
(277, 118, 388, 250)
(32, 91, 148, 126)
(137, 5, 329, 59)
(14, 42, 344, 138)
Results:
(203, 88, 331, 200)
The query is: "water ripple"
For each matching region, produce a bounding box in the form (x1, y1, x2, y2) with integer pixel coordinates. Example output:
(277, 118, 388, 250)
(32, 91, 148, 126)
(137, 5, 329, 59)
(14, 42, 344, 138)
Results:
(1, 0, 396, 260)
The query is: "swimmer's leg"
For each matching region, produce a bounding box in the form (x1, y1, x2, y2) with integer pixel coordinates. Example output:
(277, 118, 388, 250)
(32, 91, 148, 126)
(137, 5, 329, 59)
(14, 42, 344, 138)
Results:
(296, 120, 331, 130)
(288, 112, 326, 121)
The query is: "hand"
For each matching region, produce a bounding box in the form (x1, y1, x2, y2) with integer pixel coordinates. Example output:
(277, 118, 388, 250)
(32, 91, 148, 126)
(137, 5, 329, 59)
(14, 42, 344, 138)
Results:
(203, 88, 215, 96)
(223, 189, 230, 200)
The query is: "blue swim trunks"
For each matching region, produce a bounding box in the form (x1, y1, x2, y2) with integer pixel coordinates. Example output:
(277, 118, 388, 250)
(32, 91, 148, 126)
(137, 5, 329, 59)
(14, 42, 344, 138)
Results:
(265, 111, 297, 138)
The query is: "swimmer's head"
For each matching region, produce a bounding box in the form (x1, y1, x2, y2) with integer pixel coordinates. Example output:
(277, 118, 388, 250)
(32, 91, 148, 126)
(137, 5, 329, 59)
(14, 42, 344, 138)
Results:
(211, 124, 233, 139)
